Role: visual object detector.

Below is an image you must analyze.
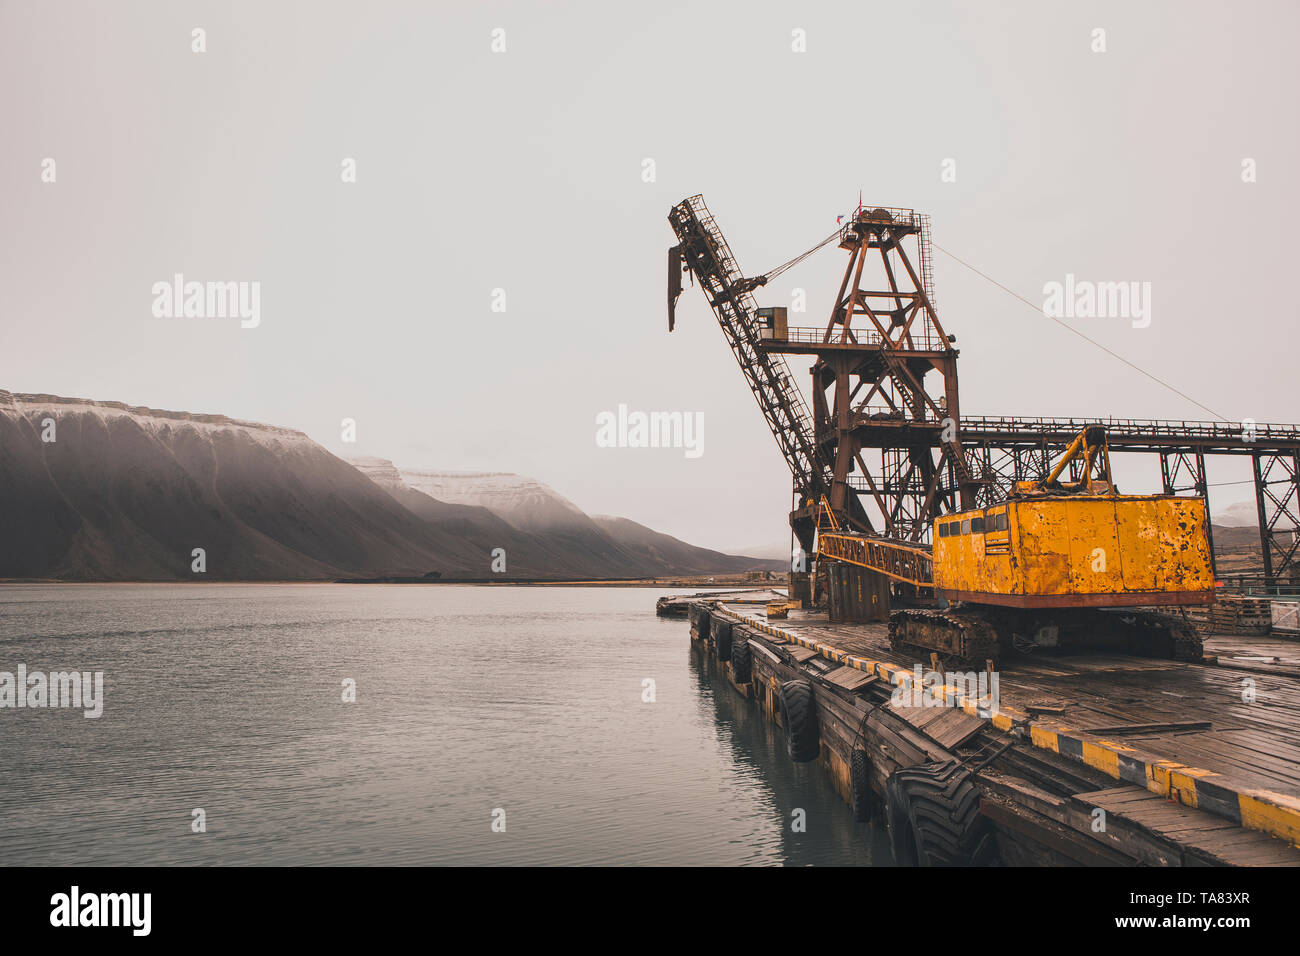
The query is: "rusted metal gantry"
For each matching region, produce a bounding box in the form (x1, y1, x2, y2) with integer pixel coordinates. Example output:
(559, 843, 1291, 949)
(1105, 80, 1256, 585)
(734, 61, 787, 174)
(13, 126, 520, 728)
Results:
(956, 415, 1300, 585)
(668, 196, 1300, 587)
(795, 205, 981, 544)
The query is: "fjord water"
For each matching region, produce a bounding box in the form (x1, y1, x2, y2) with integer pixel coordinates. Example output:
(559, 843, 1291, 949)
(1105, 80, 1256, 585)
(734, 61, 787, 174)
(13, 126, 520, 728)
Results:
(0, 585, 889, 866)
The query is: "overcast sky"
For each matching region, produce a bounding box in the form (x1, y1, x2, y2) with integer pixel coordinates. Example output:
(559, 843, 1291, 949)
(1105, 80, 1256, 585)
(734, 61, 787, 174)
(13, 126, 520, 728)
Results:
(3, 1, 1296, 552)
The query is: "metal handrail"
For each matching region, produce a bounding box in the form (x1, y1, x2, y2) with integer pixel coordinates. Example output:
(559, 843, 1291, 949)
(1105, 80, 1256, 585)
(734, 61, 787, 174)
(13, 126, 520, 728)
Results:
(767, 326, 948, 350)
(958, 415, 1300, 440)
(819, 530, 935, 587)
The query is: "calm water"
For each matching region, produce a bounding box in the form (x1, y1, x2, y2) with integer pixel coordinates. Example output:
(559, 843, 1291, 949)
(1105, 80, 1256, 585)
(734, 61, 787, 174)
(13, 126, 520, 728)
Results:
(0, 585, 891, 866)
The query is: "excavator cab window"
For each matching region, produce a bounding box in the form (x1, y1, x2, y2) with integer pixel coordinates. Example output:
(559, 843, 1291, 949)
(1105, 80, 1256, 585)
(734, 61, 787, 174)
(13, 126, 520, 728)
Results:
(938, 522, 950, 538)
(961, 519, 971, 535)
(971, 517, 985, 533)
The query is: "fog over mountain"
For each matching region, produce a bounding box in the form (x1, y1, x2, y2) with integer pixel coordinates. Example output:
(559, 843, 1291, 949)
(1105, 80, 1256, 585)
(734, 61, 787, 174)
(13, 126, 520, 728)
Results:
(353, 460, 775, 578)
(0, 391, 777, 581)
(1214, 500, 1264, 529)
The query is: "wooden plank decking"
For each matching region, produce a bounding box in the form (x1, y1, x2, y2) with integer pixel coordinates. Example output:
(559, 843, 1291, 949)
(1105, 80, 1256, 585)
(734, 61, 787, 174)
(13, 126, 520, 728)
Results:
(713, 600, 1300, 850)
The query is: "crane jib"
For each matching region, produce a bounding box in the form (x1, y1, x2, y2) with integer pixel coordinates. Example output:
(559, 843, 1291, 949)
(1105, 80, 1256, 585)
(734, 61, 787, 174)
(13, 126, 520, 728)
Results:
(666, 196, 829, 500)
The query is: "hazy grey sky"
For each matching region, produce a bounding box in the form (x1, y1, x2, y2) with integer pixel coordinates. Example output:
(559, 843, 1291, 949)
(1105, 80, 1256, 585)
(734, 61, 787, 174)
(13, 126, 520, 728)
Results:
(3, 1, 1296, 551)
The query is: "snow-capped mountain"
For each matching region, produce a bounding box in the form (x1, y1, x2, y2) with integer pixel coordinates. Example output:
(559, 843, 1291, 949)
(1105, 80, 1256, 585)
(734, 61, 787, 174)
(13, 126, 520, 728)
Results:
(0, 390, 479, 580)
(395, 471, 588, 532)
(353, 460, 777, 578)
(0, 389, 780, 581)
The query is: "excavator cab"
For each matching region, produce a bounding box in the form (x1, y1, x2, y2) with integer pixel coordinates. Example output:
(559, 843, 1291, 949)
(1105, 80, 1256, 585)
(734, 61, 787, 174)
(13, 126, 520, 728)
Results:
(933, 426, 1215, 612)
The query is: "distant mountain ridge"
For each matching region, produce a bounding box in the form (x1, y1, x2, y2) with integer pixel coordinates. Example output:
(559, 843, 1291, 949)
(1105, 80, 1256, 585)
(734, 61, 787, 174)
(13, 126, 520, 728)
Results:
(351, 460, 773, 578)
(0, 390, 776, 581)
(397, 470, 589, 531)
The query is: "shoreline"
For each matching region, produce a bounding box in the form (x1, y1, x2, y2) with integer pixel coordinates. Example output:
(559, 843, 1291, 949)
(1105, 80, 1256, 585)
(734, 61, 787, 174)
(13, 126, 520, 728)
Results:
(0, 577, 774, 588)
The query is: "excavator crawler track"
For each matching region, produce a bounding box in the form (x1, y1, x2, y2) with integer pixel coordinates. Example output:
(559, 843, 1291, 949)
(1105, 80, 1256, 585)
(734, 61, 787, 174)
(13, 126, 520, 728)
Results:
(889, 608, 1001, 668)
(888, 605, 1204, 669)
(1125, 610, 1205, 662)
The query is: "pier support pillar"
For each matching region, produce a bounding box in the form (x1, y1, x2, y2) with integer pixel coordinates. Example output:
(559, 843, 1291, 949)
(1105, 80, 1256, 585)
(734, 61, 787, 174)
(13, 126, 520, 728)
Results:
(788, 571, 812, 606)
(827, 564, 890, 623)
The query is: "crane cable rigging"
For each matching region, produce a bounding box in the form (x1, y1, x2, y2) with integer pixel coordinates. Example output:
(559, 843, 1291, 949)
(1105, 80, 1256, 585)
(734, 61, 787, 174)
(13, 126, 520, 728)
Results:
(736, 226, 843, 293)
(732, 209, 1229, 426)
(758, 227, 843, 282)
(932, 243, 1230, 424)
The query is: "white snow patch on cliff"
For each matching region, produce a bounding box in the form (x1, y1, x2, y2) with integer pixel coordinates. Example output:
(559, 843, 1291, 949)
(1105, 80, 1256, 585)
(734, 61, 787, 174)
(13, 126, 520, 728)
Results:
(0, 390, 312, 450)
(394, 470, 587, 530)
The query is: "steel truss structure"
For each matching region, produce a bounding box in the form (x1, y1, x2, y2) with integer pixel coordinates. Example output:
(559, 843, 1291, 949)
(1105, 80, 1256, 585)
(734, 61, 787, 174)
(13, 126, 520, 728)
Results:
(669, 198, 1300, 585)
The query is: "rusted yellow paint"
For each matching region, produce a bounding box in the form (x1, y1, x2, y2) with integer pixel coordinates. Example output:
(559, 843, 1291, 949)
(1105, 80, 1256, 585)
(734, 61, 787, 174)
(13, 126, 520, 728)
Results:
(1093, 738, 1138, 753)
(824, 747, 851, 803)
(1029, 726, 1060, 751)
(933, 495, 1214, 602)
(1145, 761, 1213, 807)
(1080, 740, 1120, 777)
(1239, 791, 1300, 847)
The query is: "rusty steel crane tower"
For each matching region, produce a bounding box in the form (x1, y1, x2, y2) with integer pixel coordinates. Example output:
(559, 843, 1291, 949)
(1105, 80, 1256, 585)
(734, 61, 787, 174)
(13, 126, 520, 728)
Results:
(787, 204, 981, 541)
(669, 197, 979, 556)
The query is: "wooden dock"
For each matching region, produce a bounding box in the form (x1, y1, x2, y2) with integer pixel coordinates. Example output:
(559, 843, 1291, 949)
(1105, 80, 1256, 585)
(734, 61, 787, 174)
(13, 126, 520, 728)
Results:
(659, 589, 1300, 866)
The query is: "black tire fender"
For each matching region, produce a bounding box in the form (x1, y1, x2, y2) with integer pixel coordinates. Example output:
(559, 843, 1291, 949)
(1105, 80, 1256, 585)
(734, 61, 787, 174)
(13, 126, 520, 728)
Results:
(884, 760, 996, 866)
(730, 635, 752, 683)
(712, 618, 733, 661)
(777, 680, 820, 763)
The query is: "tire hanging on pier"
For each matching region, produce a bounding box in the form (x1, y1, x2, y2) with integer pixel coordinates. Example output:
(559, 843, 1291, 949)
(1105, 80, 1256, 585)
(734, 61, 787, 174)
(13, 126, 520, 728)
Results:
(712, 618, 733, 661)
(777, 680, 820, 763)
(693, 608, 711, 643)
(849, 749, 873, 822)
(884, 760, 995, 866)
(729, 634, 752, 683)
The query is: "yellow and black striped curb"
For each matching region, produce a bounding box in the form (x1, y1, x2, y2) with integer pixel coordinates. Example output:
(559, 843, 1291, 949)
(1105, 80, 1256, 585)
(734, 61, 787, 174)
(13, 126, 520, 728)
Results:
(709, 603, 1300, 848)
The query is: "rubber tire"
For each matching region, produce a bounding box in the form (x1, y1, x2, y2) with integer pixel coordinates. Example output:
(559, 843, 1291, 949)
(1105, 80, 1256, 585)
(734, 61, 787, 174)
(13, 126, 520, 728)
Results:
(695, 609, 711, 643)
(713, 619, 733, 661)
(850, 749, 873, 822)
(777, 680, 820, 763)
(884, 760, 995, 867)
(730, 636, 752, 683)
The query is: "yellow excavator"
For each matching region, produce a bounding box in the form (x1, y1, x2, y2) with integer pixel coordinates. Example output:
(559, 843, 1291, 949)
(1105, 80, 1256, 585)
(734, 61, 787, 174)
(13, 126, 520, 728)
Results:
(822, 425, 1214, 665)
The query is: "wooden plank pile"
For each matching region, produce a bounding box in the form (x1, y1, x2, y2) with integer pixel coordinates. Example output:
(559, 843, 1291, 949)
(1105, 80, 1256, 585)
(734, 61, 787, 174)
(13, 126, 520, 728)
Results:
(1211, 595, 1273, 635)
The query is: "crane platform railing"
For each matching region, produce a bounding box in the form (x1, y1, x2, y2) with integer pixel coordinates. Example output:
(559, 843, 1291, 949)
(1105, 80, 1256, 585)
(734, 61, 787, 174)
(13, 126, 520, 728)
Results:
(957, 414, 1300, 444)
(818, 531, 935, 587)
(763, 326, 951, 351)
(837, 206, 940, 314)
